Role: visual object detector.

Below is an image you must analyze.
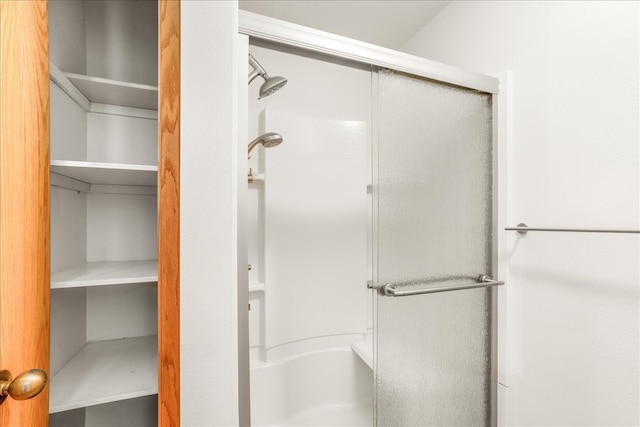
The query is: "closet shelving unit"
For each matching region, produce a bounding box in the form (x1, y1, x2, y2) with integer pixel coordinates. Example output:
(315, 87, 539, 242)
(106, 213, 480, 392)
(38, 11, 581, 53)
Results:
(49, 336, 158, 413)
(49, 60, 159, 417)
(63, 73, 158, 111)
(51, 260, 158, 290)
(50, 160, 157, 187)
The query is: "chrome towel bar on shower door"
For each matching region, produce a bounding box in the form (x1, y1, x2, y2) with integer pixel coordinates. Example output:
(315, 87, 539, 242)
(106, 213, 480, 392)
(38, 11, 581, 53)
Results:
(381, 275, 504, 297)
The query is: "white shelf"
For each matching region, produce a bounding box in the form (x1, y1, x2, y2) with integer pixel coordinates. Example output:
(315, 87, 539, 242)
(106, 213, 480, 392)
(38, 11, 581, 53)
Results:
(49, 336, 158, 413)
(51, 260, 158, 290)
(351, 335, 373, 369)
(249, 282, 266, 292)
(65, 72, 158, 110)
(50, 160, 157, 187)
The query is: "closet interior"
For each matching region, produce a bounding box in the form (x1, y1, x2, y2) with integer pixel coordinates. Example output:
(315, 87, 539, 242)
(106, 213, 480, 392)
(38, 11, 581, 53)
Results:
(48, 2, 158, 426)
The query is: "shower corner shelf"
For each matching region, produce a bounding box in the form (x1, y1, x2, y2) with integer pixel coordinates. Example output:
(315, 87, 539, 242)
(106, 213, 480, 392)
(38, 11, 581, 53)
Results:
(248, 173, 265, 184)
(351, 335, 373, 369)
(249, 282, 266, 293)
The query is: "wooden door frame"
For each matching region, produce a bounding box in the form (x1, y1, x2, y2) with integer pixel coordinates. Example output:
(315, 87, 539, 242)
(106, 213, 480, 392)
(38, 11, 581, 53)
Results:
(158, 0, 180, 426)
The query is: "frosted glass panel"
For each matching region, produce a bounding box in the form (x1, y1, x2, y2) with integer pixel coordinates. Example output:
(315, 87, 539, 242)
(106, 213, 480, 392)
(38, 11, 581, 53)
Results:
(374, 69, 494, 426)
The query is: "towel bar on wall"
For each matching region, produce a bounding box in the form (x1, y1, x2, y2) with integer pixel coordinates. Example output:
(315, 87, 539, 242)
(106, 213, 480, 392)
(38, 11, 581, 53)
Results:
(506, 223, 640, 235)
(381, 274, 504, 297)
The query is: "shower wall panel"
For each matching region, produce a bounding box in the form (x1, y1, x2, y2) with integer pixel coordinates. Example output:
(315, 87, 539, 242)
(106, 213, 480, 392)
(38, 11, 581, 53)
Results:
(263, 108, 368, 352)
(246, 45, 372, 360)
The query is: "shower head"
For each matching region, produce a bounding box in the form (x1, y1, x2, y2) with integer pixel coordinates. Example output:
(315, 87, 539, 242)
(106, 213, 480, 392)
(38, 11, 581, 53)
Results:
(248, 54, 288, 99)
(248, 132, 283, 157)
(259, 76, 287, 99)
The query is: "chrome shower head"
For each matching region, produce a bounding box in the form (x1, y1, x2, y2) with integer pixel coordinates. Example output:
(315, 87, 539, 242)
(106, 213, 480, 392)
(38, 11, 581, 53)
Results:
(248, 132, 283, 157)
(248, 54, 288, 99)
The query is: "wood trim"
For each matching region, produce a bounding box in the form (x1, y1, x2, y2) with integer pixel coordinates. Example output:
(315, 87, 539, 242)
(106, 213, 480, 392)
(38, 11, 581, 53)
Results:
(158, 0, 180, 425)
(0, 1, 50, 425)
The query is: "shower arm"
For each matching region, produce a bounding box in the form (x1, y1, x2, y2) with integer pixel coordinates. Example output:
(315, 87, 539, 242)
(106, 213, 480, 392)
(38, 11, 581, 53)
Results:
(248, 54, 269, 83)
(248, 69, 262, 83)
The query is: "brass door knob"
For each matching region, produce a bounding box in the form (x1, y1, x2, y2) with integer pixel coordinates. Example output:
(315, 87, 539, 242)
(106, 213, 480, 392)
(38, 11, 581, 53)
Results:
(0, 369, 47, 404)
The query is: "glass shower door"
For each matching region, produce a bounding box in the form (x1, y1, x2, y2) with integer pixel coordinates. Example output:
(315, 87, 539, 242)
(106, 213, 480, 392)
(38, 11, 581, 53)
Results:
(373, 69, 498, 426)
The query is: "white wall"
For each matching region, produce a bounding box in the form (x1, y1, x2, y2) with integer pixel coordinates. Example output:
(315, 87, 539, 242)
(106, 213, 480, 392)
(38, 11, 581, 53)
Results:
(181, 1, 240, 425)
(49, 0, 157, 85)
(85, 0, 158, 85)
(402, 1, 639, 425)
(48, 0, 87, 74)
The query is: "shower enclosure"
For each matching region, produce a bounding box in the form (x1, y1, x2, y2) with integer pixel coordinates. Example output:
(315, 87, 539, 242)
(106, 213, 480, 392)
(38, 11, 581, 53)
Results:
(239, 11, 504, 426)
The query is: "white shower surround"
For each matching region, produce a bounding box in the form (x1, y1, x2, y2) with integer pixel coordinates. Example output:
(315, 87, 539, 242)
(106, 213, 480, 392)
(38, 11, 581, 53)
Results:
(245, 36, 374, 424)
(262, 109, 368, 351)
(251, 347, 372, 426)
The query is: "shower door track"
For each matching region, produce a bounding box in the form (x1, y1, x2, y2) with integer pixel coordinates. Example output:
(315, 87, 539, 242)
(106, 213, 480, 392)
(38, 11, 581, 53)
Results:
(238, 10, 499, 94)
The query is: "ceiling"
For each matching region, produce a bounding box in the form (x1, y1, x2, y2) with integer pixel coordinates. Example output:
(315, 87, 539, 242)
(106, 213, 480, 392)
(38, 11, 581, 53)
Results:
(239, 1, 451, 50)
